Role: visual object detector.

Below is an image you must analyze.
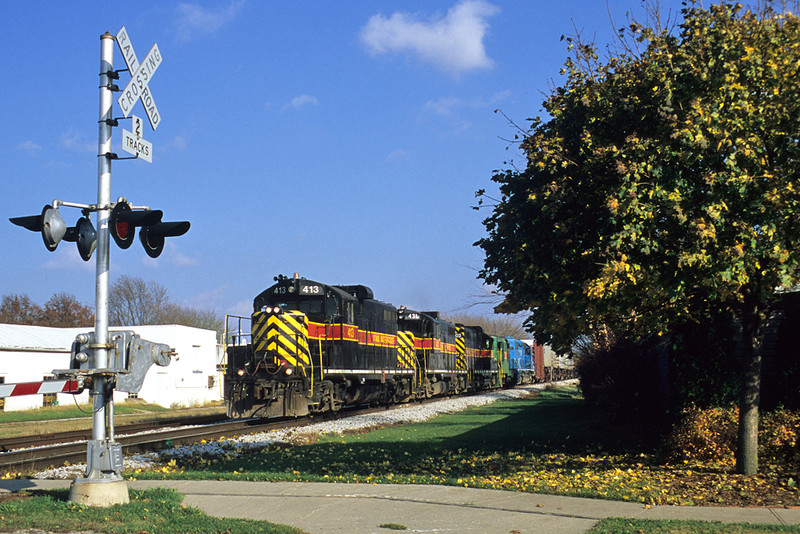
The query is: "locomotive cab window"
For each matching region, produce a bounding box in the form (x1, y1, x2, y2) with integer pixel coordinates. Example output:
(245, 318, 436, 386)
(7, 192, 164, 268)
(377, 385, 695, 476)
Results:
(326, 296, 339, 318)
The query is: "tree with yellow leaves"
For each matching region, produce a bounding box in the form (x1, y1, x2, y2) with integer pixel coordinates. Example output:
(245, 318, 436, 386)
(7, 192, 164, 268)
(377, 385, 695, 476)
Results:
(477, 1, 800, 475)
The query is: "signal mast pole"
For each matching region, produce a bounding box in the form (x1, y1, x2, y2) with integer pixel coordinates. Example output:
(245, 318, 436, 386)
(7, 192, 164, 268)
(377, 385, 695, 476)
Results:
(95, 31, 113, 444)
(8, 28, 184, 507)
(68, 31, 129, 507)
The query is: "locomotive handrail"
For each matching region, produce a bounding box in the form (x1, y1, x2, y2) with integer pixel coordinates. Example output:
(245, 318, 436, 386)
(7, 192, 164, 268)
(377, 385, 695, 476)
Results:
(224, 314, 252, 347)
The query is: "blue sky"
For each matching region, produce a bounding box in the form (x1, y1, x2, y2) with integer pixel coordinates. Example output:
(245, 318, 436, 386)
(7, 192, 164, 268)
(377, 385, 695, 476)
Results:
(0, 0, 687, 320)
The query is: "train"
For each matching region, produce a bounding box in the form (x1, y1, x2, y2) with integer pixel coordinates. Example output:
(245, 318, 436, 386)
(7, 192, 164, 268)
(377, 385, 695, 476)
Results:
(223, 274, 568, 418)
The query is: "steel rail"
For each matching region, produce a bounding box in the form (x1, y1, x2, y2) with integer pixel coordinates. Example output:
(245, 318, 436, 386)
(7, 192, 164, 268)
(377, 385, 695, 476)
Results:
(0, 392, 492, 475)
(0, 414, 227, 452)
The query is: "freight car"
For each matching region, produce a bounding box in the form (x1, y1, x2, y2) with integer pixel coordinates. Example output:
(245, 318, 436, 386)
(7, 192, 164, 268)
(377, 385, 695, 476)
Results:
(224, 274, 537, 418)
(520, 340, 575, 382)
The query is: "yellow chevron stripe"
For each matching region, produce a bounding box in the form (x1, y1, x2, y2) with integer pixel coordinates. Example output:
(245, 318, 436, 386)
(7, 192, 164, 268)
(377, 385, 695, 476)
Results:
(253, 312, 269, 352)
(456, 326, 467, 370)
(252, 311, 311, 366)
(397, 331, 416, 369)
(274, 312, 310, 365)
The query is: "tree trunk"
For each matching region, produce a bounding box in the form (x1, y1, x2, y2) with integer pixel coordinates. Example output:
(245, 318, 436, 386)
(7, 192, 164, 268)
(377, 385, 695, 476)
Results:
(736, 302, 763, 475)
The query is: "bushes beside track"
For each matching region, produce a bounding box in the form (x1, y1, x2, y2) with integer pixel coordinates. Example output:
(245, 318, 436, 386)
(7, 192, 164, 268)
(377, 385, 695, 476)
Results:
(574, 309, 800, 469)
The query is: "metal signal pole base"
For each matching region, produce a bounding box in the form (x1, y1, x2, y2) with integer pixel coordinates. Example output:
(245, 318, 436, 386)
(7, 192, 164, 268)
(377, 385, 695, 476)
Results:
(68, 439, 129, 507)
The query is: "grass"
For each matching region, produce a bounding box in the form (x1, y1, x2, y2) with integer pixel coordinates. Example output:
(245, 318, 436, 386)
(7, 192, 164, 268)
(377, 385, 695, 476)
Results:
(0, 401, 225, 438)
(0, 401, 169, 424)
(587, 518, 800, 533)
(0, 487, 305, 533)
(0, 490, 794, 534)
(5, 387, 798, 533)
(129, 387, 799, 508)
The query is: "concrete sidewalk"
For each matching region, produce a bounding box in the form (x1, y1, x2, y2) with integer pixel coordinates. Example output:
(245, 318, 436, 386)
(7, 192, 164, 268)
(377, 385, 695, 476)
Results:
(2, 479, 799, 534)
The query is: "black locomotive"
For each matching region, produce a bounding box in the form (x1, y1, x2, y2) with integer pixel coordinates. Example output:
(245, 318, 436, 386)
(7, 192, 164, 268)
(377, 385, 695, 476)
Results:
(224, 274, 526, 418)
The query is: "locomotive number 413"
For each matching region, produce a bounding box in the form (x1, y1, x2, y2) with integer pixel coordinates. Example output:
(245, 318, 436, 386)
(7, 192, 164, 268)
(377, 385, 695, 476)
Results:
(301, 285, 321, 294)
(272, 284, 322, 295)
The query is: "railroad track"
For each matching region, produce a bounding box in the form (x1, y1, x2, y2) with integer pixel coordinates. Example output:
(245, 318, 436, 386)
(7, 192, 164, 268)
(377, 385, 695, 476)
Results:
(0, 400, 446, 475)
(0, 415, 300, 475)
(0, 414, 228, 452)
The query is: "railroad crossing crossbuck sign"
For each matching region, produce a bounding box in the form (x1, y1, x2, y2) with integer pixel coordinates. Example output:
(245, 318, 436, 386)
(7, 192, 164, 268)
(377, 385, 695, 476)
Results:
(116, 26, 161, 130)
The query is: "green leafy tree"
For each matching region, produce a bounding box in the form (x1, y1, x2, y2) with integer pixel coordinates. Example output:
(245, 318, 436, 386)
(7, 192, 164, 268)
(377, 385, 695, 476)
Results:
(476, 1, 800, 474)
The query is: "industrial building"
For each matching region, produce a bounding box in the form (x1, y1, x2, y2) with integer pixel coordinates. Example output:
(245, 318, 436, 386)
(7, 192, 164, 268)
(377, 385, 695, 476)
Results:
(0, 323, 223, 411)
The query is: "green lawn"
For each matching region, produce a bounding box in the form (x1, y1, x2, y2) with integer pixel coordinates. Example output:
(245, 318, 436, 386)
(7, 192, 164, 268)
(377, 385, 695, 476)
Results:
(0, 487, 304, 534)
(0, 401, 169, 424)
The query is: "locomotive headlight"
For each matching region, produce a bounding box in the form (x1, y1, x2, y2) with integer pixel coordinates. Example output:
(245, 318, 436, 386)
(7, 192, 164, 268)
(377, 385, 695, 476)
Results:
(285, 367, 293, 376)
(237, 368, 245, 376)
(273, 306, 281, 314)
(264, 306, 273, 314)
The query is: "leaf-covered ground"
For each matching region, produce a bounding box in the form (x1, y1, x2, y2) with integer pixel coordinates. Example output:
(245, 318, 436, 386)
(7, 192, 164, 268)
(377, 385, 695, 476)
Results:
(130, 387, 800, 507)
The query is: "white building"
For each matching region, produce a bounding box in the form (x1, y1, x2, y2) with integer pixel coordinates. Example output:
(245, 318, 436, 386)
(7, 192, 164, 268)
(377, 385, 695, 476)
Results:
(0, 323, 223, 411)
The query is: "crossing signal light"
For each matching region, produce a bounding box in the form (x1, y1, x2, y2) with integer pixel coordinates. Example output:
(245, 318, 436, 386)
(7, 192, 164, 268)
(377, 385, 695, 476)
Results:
(10, 204, 67, 251)
(140, 220, 190, 258)
(109, 200, 160, 249)
(110, 200, 190, 258)
(10, 206, 97, 260)
(64, 216, 97, 261)
(12, 201, 189, 260)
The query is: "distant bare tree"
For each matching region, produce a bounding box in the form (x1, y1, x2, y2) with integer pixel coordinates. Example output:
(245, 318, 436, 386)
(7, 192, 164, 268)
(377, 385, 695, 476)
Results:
(39, 293, 94, 327)
(0, 294, 42, 325)
(108, 275, 223, 336)
(441, 312, 528, 338)
(108, 275, 170, 326)
(160, 302, 224, 339)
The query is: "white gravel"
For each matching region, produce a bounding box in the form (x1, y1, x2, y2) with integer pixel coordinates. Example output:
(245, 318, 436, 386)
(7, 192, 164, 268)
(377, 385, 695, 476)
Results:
(34, 384, 549, 480)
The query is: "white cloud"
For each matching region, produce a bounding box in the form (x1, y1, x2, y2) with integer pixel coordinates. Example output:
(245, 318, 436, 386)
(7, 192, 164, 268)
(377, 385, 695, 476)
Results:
(176, 0, 245, 42)
(420, 91, 511, 134)
(16, 140, 42, 153)
(229, 299, 253, 317)
(424, 96, 467, 117)
(137, 242, 198, 268)
(41, 246, 96, 273)
(283, 95, 319, 110)
(60, 128, 95, 153)
(361, 0, 499, 76)
(163, 242, 199, 267)
(179, 285, 227, 310)
(170, 135, 188, 150)
(386, 148, 410, 161)
(423, 90, 511, 119)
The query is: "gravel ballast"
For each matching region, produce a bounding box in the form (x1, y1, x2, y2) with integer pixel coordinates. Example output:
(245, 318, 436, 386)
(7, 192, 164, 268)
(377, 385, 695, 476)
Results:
(35, 384, 551, 480)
